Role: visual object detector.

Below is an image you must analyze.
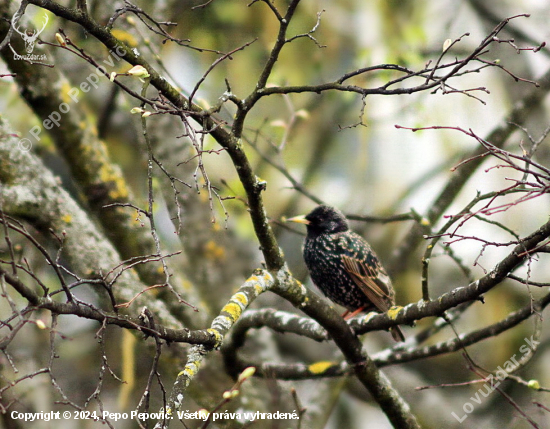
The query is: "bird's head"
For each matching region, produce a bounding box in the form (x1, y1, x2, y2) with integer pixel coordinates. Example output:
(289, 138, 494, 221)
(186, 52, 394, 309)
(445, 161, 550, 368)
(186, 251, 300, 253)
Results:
(287, 205, 349, 237)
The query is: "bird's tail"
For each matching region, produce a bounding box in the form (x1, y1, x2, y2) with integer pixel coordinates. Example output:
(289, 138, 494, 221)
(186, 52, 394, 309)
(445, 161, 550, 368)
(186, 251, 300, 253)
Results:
(391, 326, 405, 342)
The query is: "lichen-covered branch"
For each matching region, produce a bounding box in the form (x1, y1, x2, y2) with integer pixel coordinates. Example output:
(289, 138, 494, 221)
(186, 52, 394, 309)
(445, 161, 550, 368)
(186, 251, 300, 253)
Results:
(270, 269, 420, 429)
(157, 270, 274, 428)
(224, 290, 550, 380)
(0, 117, 180, 328)
(0, 5, 207, 327)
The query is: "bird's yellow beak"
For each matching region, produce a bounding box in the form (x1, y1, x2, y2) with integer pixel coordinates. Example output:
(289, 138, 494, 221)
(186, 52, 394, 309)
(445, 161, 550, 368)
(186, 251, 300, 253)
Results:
(285, 215, 310, 225)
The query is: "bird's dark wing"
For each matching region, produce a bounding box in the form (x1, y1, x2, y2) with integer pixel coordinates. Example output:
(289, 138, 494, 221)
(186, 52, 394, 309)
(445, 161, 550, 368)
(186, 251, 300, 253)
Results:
(341, 254, 392, 313)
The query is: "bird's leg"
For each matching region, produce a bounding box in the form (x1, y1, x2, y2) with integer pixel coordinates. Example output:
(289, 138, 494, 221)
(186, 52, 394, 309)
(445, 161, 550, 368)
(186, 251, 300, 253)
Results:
(343, 306, 365, 320)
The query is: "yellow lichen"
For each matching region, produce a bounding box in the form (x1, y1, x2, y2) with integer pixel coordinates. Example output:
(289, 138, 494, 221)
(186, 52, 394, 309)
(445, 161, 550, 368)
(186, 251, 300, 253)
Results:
(110, 175, 129, 199)
(207, 328, 222, 347)
(222, 302, 242, 322)
(247, 275, 259, 283)
(182, 365, 197, 378)
(361, 311, 377, 322)
(204, 240, 226, 261)
(387, 306, 403, 320)
(60, 81, 74, 104)
(253, 284, 265, 295)
(61, 214, 72, 224)
(233, 292, 248, 305)
(98, 164, 130, 200)
(308, 361, 335, 374)
(111, 29, 138, 47)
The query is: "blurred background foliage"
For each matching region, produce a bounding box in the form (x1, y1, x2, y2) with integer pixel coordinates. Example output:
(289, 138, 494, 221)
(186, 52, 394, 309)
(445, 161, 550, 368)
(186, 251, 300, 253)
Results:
(2, 0, 550, 428)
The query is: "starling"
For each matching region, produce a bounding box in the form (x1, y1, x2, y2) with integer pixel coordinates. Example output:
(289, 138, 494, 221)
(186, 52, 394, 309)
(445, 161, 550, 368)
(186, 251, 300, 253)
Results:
(287, 205, 405, 342)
